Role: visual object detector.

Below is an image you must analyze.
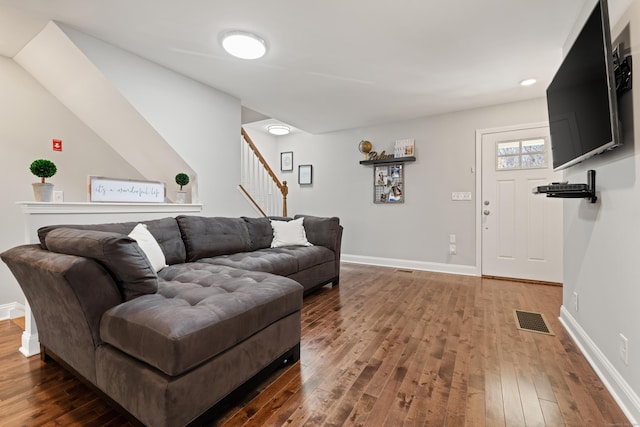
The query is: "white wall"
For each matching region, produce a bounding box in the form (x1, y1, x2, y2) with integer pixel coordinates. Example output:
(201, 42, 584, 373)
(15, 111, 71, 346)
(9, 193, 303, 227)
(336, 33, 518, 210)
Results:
(0, 56, 144, 307)
(278, 98, 548, 272)
(560, 1, 640, 422)
(61, 26, 248, 216)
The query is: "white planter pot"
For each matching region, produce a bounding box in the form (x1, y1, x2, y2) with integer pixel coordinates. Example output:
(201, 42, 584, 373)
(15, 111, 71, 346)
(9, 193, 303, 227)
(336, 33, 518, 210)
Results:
(175, 191, 187, 204)
(32, 183, 54, 202)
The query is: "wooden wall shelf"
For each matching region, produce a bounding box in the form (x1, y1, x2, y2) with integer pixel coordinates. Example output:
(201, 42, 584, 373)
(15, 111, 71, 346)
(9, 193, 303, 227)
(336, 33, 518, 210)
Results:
(359, 156, 416, 165)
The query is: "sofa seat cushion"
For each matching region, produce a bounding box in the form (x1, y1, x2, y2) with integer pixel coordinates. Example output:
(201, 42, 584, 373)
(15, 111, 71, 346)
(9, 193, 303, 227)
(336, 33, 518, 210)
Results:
(100, 264, 303, 376)
(197, 246, 335, 276)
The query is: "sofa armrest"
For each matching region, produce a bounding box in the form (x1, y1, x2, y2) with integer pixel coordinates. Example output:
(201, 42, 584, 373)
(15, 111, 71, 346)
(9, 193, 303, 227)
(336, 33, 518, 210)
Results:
(1, 244, 122, 383)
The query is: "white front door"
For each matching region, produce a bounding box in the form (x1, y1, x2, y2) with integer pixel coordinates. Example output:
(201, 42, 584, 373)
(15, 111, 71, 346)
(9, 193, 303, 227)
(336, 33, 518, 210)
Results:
(481, 124, 563, 283)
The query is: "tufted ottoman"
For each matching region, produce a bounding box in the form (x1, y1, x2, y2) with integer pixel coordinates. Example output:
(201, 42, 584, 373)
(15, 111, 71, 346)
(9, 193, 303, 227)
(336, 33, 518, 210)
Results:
(95, 264, 303, 426)
(100, 263, 303, 376)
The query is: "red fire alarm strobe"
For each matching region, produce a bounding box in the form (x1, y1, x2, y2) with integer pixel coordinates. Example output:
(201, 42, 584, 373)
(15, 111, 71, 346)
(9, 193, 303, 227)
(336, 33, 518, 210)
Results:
(52, 139, 62, 151)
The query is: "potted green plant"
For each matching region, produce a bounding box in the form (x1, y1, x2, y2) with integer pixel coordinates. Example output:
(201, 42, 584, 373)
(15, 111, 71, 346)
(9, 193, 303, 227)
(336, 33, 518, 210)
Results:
(30, 159, 57, 202)
(175, 173, 190, 204)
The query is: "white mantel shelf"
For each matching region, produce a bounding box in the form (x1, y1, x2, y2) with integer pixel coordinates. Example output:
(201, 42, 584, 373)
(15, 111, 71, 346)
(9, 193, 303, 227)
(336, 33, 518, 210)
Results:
(17, 201, 203, 215)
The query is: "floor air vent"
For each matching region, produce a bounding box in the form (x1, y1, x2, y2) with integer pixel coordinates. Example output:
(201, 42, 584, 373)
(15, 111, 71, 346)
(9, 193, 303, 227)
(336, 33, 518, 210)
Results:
(514, 310, 554, 336)
(395, 269, 414, 274)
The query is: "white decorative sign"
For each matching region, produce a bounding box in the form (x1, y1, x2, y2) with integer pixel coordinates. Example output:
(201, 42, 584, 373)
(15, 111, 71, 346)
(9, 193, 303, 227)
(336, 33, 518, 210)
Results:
(88, 176, 166, 203)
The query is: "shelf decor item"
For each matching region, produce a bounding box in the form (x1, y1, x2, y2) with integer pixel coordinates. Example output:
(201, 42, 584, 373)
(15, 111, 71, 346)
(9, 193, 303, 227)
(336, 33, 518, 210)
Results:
(394, 138, 415, 157)
(30, 159, 57, 202)
(281, 151, 293, 171)
(358, 140, 373, 160)
(175, 173, 190, 204)
(298, 164, 313, 185)
(374, 163, 404, 204)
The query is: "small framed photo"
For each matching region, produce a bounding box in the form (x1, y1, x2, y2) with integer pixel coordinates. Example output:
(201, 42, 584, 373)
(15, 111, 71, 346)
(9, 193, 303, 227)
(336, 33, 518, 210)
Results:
(280, 151, 293, 171)
(298, 164, 313, 185)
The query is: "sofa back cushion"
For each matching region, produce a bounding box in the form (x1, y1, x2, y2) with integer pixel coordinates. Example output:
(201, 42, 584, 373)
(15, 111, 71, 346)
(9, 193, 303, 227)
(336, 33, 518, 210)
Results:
(177, 216, 251, 262)
(44, 228, 158, 301)
(294, 215, 341, 250)
(242, 217, 273, 250)
(38, 217, 186, 265)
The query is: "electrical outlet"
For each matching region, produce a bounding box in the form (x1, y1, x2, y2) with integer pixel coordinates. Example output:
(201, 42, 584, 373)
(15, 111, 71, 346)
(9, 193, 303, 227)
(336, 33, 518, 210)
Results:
(620, 333, 629, 366)
(449, 234, 456, 244)
(573, 292, 579, 312)
(449, 244, 457, 255)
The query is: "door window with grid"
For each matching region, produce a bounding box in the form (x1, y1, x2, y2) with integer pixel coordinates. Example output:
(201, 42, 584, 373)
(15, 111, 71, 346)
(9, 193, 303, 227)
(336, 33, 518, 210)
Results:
(496, 138, 547, 170)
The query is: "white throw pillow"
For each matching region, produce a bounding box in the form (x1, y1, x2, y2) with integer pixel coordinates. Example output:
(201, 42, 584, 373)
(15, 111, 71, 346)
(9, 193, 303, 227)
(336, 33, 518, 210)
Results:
(270, 217, 313, 248)
(128, 223, 168, 272)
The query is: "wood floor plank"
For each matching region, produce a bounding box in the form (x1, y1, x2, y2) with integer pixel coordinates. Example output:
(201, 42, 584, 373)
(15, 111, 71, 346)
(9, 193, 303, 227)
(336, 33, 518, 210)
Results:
(400, 280, 454, 426)
(381, 277, 447, 426)
(539, 398, 565, 426)
(0, 264, 632, 427)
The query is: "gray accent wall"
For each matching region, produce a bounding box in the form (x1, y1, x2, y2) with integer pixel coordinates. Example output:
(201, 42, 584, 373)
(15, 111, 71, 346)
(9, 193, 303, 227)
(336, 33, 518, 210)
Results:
(279, 98, 549, 271)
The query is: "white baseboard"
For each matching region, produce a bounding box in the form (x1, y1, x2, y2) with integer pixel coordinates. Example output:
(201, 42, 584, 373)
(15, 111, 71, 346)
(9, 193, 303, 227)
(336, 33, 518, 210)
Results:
(560, 306, 639, 425)
(341, 254, 479, 276)
(0, 302, 25, 321)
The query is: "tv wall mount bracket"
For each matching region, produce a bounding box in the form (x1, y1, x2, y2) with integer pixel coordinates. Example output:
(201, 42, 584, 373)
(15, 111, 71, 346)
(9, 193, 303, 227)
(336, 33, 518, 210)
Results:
(533, 170, 597, 203)
(613, 43, 632, 95)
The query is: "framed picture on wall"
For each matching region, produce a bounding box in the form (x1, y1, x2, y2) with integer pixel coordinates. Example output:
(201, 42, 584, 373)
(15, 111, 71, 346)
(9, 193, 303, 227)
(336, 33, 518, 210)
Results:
(88, 176, 166, 203)
(280, 151, 293, 171)
(298, 164, 313, 185)
(374, 164, 403, 204)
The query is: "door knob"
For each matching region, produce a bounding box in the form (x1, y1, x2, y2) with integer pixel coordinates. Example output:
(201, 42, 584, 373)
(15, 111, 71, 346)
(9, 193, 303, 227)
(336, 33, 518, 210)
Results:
(483, 210, 490, 215)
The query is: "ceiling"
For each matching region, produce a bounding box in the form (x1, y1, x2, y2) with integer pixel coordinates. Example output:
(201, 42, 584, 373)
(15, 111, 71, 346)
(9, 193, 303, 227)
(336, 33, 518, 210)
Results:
(0, 0, 610, 134)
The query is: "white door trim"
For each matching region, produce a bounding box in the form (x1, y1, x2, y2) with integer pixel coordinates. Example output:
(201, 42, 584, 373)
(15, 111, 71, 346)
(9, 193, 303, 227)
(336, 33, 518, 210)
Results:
(474, 121, 550, 276)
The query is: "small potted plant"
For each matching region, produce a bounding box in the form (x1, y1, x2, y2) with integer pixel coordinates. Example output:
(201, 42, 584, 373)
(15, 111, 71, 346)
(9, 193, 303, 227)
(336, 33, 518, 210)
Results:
(175, 173, 190, 204)
(30, 159, 57, 202)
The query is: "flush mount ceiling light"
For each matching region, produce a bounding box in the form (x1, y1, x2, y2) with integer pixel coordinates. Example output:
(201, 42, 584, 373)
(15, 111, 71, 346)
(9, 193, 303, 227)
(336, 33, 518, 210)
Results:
(520, 78, 537, 86)
(221, 31, 266, 59)
(268, 125, 290, 136)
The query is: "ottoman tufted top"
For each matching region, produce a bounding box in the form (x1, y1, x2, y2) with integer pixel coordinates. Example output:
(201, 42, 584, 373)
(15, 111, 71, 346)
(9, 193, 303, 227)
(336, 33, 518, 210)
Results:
(99, 264, 303, 376)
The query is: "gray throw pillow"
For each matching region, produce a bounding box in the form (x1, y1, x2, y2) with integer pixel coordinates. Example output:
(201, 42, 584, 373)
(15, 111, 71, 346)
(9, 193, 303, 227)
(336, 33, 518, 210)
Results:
(45, 228, 158, 301)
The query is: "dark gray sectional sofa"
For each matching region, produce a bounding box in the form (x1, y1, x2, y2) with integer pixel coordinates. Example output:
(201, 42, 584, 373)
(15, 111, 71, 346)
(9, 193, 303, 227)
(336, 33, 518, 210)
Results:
(1, 214, 342, 426)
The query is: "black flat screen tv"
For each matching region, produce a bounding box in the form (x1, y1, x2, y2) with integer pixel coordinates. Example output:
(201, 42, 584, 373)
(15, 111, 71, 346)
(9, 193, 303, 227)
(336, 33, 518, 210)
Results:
(546, 0, 621, 171)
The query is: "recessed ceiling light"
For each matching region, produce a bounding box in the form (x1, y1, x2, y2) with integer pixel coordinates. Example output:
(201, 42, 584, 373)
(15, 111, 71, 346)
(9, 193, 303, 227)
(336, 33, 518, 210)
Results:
(520, 78, 537, 86)
(268, 125, 290, 136)
(221, 31, 266, 59)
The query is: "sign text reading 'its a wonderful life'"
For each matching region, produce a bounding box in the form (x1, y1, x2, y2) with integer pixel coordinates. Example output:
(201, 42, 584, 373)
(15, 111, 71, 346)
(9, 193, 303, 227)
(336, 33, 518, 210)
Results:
(89, 176, 166, 203)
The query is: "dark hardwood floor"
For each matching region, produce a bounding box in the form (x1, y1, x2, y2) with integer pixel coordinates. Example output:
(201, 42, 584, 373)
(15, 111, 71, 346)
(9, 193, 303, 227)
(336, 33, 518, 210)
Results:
(0, 263, 631, 426)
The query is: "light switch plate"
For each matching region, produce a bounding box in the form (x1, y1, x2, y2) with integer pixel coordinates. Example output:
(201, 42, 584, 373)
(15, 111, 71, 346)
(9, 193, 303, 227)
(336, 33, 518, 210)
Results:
(452, 192, 472, 201)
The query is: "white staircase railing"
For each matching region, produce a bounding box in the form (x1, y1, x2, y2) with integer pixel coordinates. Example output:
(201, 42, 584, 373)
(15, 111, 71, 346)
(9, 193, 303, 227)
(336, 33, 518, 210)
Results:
(239, 128, 288, 217)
